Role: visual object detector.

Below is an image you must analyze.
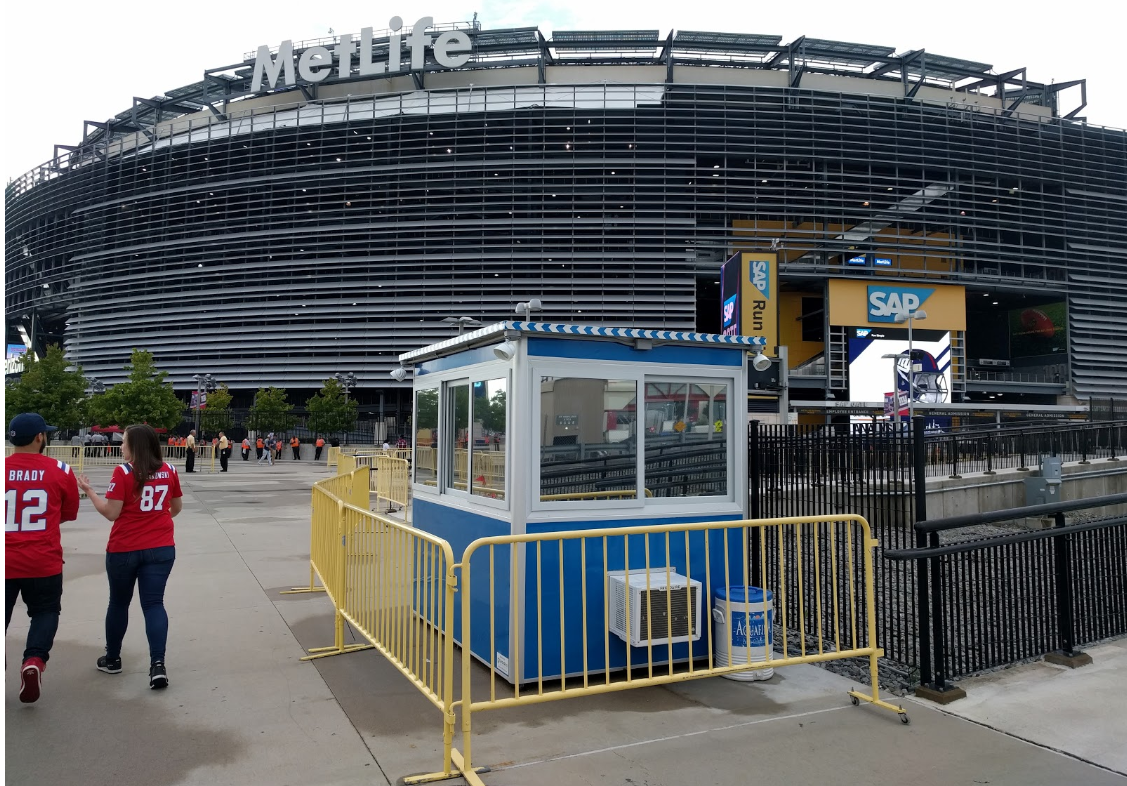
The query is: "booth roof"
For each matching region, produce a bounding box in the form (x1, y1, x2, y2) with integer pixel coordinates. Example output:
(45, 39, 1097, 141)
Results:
(397, 322, 766, 364)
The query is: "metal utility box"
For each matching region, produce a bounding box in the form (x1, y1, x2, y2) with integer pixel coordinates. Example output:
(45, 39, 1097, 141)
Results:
(1024, 455, 1063, 506)
(398, 321, 764, 683)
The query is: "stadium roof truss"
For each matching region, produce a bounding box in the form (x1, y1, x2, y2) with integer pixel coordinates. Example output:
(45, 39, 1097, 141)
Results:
(46, 24, 1086, 174)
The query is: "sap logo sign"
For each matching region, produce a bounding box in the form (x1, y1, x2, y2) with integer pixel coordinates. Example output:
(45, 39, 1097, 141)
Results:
(722, 295, 737, 326)
(867, 285, 935, 322)
(855, 328, 872, 338)
(750, 259, 771, 300)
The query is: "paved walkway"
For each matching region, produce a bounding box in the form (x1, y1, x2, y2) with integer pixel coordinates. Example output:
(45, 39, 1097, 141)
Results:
(6, 461, 1125, 785)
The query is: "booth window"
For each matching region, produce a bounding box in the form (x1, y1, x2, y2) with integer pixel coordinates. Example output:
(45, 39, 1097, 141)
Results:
(414, 387, 439, 486)
(445, 382, 470, 493)
(539, 376, 638, 501)
(643, 380, 729, 497)
(471, 377, 507, 500)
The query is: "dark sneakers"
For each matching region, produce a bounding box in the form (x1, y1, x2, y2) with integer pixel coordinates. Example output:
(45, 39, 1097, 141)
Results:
(19, 658, 45, 703)
(96, 654, 167, 688)
(97, 655, 122, 674)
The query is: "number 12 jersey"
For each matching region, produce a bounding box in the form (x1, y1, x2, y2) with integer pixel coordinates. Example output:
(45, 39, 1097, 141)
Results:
(105, 462, 182, 553)
(5, 453, 80, 579)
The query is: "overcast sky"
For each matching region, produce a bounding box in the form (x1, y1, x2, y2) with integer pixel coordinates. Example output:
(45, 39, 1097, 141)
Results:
(3, 0, 1122, 182)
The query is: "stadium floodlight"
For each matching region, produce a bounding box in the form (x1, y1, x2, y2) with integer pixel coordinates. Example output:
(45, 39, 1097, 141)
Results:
(751, 351, 772, 372)
(515, 299, 543, 319)
(441, 316, 483, 335)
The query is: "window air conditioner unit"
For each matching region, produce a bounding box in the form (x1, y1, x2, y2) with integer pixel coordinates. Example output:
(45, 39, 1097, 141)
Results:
(608, 570, 703, 647)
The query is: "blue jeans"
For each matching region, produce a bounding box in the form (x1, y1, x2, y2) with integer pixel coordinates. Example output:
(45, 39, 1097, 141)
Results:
(105, 546, 175, 663)
(5, 574, 63, 663)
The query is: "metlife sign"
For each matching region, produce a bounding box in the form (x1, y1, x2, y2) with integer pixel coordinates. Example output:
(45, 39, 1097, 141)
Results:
(866, 285, 935, 323)
(252, 16, 472, 93)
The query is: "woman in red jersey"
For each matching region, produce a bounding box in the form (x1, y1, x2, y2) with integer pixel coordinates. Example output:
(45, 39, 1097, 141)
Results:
(77, 424, 182, 690)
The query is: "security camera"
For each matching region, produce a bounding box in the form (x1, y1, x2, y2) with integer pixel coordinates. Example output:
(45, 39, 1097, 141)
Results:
(494, 340, 516, 361)
(390, 366, 408, 382)
(751, 352, 772, 372)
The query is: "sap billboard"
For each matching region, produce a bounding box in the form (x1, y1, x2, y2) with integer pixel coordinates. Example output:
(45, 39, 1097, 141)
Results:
(829, 279, 964, 408)
(719, 252, 777, 351)
(828, 280, 966, 332)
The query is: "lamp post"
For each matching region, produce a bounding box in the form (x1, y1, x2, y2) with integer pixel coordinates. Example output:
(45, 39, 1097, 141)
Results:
(333, 372, 357, 444)
(893, 309, 928, 424)
(192, 373, 217, 437)
(441, 316, 483, 335)
(881, 353, 907, 430)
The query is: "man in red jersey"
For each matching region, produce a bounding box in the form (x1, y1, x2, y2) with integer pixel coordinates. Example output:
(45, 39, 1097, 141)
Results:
(5, 413, 80, 703)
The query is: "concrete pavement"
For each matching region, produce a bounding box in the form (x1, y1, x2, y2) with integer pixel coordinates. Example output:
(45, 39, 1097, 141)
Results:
(6, 460, 1125, 785)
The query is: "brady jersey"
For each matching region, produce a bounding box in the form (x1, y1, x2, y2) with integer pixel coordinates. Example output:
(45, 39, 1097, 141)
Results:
(104, 462, 182, 553)
(5, 453, 81, 579)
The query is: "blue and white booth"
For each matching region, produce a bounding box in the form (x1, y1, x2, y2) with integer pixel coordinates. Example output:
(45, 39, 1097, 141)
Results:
(399, 322, 764, 684)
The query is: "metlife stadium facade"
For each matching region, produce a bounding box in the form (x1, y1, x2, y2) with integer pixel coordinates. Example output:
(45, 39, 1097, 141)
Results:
(5, 18, 1127, 408)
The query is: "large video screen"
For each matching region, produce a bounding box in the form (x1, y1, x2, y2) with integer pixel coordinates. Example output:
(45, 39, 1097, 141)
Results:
(848, 327, 952, 405)
(1009, 302, 1067, 362)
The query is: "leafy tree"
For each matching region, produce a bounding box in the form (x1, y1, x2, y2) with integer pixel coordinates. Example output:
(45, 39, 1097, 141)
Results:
(246, 387, 295, 434)
(200, 383, 233, 433)
(4, 345, 87, 432)
(481, 389, 507, 434)
(306, 377, 358, 437)
(86, 349, 184, 430)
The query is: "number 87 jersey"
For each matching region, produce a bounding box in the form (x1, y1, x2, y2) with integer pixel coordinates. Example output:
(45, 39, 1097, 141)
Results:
(5, 454, 80, 579)
(105, 462, 182, 553)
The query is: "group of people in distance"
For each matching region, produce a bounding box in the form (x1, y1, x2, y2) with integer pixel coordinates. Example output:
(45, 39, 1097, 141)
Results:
(6, 413, 180, 702)
(250, 433, 324, 465)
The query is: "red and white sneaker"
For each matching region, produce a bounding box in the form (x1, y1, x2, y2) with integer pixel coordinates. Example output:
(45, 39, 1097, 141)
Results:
(20, 657, 45, 703)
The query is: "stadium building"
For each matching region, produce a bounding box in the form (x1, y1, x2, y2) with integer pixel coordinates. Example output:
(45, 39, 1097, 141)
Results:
(5, 18, 1127, 418)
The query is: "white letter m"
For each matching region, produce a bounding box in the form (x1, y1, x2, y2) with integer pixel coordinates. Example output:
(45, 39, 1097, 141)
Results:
(252, 41, 295, 91)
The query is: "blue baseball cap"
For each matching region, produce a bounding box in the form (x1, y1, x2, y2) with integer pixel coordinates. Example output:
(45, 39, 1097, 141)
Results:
(8, 413, 57, 446)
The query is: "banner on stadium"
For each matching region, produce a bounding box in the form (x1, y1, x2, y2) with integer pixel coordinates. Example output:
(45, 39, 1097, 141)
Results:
(828, 279, 966, 331)
(719, 252, 777, 352)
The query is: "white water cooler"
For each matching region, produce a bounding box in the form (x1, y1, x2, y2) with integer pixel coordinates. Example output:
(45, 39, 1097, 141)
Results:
(712, 586, 774, 681)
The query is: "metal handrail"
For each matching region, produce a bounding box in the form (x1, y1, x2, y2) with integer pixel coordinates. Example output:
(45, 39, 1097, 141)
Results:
(906, 491, 1127, 534)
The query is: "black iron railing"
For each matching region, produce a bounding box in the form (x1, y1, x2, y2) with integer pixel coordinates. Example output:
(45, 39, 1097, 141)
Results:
(921, 420, 1127, 478)
(750, 422, 920, 669)
(885, 492, 1127, 693)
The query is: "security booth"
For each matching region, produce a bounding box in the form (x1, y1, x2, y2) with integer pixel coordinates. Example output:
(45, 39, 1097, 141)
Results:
(398, 322, 764, 684)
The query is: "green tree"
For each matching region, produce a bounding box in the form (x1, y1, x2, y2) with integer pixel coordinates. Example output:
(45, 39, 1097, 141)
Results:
(247, 387, 295, 434)
(86, 349, 184, 430)
(200, 383, 233, 433)
(481, 389, 507, 434)
(4, 345, 88, 432)
(306, 377, 358, 437)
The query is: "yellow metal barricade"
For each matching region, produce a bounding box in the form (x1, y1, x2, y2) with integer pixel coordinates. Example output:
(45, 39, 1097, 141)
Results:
(337, 452, 357, 476)
(451, 514, 907, 776)
(296, 472, 906, 784)
(373, 455, 410, 512)
(287, 467, 466, 782)
(283, 466, 371, 600)
(338, 502, 462, 781)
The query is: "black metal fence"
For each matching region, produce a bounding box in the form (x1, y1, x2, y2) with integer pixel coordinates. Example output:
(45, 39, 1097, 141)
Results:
(921, 420, 1127, 478)
(751, 419, 1127, 690)
(885, 493, 1127, 691)
(750, 422, 920, 670)
(1090, 399, 1127, 422)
